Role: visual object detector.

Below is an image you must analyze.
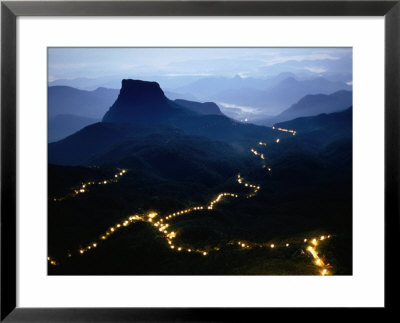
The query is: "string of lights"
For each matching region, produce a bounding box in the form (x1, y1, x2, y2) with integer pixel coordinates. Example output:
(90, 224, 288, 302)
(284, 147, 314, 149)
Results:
(49, 126, 334, 275)
(52, 169, 127, 202)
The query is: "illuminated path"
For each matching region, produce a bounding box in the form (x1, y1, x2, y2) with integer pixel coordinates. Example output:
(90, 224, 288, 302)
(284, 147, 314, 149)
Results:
(49, 126, 333, 275)
(52, 169, 128, 202)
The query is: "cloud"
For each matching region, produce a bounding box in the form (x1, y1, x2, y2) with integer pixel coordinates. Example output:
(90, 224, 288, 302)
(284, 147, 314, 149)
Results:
(217, 102, 260, 114)
(263, 53, 340, 66)
(303, 66, 327, 73)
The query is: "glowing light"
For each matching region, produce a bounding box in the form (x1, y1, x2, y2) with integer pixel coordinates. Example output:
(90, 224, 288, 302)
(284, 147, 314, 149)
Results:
(148, 212, 158, 218)
(304, 239, 307, 242)
(276, 139, 280, 143)
(270, 244, 275, 248)
(203, 252, 207, 256)
(321, 269, 328, 276)
(286, 243, 289, 247)
(320, 236, 325, 240)
(167, 232, 176, 239)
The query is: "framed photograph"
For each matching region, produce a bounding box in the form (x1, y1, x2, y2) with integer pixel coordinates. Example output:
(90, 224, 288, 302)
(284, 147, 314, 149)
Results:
(1, 0, 398, 320)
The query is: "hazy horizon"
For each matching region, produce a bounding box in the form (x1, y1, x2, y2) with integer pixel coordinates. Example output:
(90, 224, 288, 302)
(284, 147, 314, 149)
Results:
(48, 47, 352, 83)
(48, 47, 353, 138)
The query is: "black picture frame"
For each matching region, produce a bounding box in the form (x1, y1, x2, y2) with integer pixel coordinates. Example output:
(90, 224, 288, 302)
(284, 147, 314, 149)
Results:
(1, 0, 399, 321)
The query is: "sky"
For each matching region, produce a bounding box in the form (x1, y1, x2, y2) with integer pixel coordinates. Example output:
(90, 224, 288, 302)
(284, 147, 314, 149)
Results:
(48, 47, 352, 82)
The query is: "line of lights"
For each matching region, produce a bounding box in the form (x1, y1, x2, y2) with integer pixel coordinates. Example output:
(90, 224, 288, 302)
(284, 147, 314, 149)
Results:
(272, 126, 297, 136)
(305, 235, 332, 275)
(250, 148, 265, 160)
(72, 178, 253, 258)
(52, 169, 127, 202)
(236, 174, 260, 198)
(47, 256, 58, 266)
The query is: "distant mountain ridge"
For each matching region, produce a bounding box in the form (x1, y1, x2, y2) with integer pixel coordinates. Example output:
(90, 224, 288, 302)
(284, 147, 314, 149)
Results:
(258, 90, 352, 125)
(48, 85, 119, 119)
(275, 106, 352, 136)
(176, 75, 351, 115)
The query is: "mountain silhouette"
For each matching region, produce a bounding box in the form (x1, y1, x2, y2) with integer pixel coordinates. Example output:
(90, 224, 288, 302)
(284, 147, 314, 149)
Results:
(260, 90, 352, 125)
(174, 99, 223, 115)
(177, 76, 351, 116)
(275, 106, 352, 134)
(102, 79, 188, 124)
(49, 80, 287, 166)
(212, 77, 351, 116)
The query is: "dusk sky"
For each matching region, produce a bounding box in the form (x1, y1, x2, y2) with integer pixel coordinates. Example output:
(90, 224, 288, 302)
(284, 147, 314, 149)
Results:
(48, 47, 352, 82)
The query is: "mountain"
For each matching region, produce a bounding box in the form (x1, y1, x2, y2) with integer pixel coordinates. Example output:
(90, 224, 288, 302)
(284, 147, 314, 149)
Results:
(49, 102, 353, 275)
(175, 75, 351, 116)
(101, 79, 281, 144)
(48, 86, 119, 119)
(263, 90, 352, 125)
(49, 79, 290, 166)
(102, 80, 190, 124)
(48, 114, 98, 143)
(174, 99, 223, 115)
(274, 107, 352, 146)
(48, 78, 353, 275)
(275, 106, 352, 134)
(261, 55, 353, 80)
(175, 73, 296, 101)
(48, 122, 187, 166)
(211, 77, 352, 116)
(49, 77, 119, 91)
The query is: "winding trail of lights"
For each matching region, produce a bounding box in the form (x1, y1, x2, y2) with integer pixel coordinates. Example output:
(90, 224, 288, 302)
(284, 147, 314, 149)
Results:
(272, 125, 297, 136)
(49, 126, 334, 275)
(52, 169, 127, 202)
